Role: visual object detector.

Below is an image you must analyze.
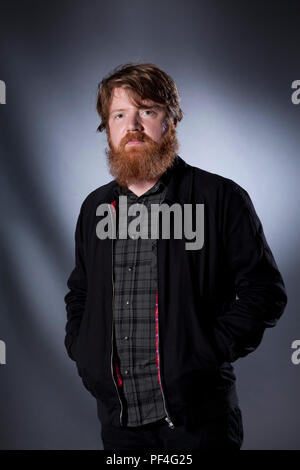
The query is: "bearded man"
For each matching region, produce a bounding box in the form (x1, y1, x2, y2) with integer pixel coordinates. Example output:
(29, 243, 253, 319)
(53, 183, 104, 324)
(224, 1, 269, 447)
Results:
(64, 63, 287, 451)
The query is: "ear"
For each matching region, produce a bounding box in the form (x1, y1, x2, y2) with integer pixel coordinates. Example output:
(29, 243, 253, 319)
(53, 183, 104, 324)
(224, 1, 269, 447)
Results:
(162, 119, 168, 134)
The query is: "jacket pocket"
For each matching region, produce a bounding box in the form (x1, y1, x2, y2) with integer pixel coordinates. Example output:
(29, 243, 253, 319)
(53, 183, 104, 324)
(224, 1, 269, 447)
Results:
(226, 406, 244, 449)
(70, 337, 79, 362)
(80, 369, 103, 400)
(191, 324, 225, 371)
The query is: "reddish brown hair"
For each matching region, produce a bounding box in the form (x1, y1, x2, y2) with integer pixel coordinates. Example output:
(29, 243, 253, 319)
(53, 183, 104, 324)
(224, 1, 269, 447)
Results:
(96, 62, 183, 132)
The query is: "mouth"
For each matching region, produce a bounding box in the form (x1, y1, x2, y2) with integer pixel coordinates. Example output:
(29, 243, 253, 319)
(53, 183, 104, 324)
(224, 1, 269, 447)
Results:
(126, 139, 145, 146)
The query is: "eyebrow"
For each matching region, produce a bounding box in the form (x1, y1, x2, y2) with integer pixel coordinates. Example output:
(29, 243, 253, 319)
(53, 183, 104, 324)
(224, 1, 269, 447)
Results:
(110, 104, 163, 115)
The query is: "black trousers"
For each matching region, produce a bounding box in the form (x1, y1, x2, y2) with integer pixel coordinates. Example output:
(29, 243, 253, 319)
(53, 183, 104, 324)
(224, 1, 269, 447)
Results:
(101, 406, 244, 451)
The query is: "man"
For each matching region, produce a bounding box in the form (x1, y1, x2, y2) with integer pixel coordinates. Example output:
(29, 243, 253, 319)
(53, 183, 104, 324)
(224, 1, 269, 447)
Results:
(64, 63, 287, 450)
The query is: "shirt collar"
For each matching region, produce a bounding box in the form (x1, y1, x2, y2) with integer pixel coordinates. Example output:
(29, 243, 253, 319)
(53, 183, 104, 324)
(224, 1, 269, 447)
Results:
(113, 161, 174, 200)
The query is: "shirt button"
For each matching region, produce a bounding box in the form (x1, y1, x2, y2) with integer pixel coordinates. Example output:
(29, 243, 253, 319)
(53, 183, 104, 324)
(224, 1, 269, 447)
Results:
(126, 300, 130, 305)
(128, 266, 133, 271)
(124, 370, 129, 375)
(124, 336, 129, 340)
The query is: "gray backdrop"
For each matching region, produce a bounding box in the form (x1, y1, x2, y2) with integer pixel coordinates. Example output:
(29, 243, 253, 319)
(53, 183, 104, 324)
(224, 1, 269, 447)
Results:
(0, 0, 299, 450)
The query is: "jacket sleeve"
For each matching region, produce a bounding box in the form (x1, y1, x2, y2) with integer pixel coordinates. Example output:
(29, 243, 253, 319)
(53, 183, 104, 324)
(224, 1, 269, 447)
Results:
(212, 181, 288, 364)
(64, 202, 88, 361)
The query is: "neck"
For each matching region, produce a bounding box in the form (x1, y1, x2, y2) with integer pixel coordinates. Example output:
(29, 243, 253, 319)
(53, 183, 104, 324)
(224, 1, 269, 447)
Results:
(127, 179, 158, 197)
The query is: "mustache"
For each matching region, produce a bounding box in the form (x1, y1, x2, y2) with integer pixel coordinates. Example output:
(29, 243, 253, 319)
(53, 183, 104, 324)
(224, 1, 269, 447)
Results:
(121, 132, 153, 146)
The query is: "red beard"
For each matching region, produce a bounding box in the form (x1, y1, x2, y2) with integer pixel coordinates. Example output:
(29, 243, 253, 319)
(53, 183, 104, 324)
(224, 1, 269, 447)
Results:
(105, 121, 179, 188)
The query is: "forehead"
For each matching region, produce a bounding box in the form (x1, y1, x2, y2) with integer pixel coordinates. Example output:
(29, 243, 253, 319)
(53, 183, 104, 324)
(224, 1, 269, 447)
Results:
(109, 86, 164, 110)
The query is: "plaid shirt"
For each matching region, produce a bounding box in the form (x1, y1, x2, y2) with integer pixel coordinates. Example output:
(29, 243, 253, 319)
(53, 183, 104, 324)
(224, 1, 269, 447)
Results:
(110, 167, 173, 427)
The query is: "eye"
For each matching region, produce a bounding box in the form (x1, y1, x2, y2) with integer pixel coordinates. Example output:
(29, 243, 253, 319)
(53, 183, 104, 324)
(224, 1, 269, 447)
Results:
(141, 109, 156, 117)
(115, 113, 123, 119)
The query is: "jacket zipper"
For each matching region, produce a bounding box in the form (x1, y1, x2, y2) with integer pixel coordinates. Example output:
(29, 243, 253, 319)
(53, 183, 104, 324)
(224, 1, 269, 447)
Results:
(156, 213, 175, 430)
(156, 297, 175, 429)
(109, 203, 123, 426)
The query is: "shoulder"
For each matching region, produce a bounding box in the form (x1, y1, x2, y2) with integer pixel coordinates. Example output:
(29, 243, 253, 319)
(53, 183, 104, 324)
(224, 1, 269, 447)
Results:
(79, 179, 117, 217)
(184, 161, 261, 238)
(183, 158, 252, 204)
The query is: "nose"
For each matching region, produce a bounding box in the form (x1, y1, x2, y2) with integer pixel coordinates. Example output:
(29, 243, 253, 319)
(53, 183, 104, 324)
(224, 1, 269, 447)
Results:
(126, 111, 143, 132)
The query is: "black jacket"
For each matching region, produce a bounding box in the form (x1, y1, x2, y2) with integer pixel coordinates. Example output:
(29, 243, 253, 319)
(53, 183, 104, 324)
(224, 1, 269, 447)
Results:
(64, 155, 287, 428)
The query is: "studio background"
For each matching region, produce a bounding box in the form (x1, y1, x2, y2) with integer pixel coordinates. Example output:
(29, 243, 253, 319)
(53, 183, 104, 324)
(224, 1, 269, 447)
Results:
(0, 0, 299, 450)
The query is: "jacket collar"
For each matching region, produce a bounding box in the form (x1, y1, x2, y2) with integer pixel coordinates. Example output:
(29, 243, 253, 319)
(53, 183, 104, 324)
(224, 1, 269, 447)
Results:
(101, 154, 191, 205)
